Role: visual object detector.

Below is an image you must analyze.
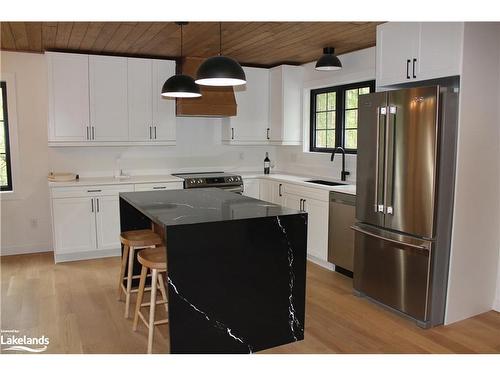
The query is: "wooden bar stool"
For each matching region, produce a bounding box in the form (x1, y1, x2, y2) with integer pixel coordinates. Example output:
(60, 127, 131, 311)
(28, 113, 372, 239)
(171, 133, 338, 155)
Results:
(118, 229, 163, 318)
(133, 247, 169, 354)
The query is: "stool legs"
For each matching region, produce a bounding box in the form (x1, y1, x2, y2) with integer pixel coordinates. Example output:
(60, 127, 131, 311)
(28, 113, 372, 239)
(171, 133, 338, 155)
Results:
(118, 245, 129, 300)
(148, 268, 159, 354)
(125, 247, 136, 318)
(133, 265, 148, 331)
(157, 273, 169, 316)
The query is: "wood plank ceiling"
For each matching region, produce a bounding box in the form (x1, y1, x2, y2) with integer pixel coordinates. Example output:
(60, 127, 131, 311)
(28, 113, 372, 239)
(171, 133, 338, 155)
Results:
(0, 22, 382, 67)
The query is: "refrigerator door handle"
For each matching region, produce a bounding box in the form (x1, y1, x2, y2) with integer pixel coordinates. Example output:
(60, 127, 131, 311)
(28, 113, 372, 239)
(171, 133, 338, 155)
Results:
(384, 106, 397, 215)
(375, 107, 386, 213)
(351, 224, 429, 252)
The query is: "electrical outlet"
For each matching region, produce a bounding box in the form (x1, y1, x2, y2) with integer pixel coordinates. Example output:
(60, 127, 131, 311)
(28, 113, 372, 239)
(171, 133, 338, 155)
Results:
(239, 152, 245, 160)
(30, 218, 38, 229)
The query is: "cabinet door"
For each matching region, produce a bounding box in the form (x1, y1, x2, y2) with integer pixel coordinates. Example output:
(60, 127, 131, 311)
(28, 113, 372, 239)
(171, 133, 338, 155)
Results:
(231, 67, 270, 142)
(268, 66, 284, 141)
(303, 197, 329, 261)
(152, 60, 176, 142)
(282, 193, 302, 210)
(52, 197, 97, 254)
(128, 58, 153, 141)
(259, 180, 274, 203)
(376, 22, 420, 86)
(242, 179, 260, 199)
(95, 195, 121, 250)
(47, 53, 89, 141)
(89, 55, 129, 141)
(281, 66, 303, 143)
(417, 22, 463, 81)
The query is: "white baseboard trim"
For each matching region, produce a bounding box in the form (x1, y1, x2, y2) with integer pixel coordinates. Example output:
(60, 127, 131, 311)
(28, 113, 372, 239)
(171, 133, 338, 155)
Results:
(494, 298, 500, 312)
(0, 243, 52, 256)
(54, 248, 121, 263)
(307, 255, 335, 271)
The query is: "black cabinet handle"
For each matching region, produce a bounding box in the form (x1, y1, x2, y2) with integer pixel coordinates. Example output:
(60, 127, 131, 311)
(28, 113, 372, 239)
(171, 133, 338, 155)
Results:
(406, 59, 411, 79)
(153, 186, 166, 190)
(91, 198, 94, 213)
(412, 58, 417, 79)
(266, 128, 270, 140)
(278, 184, 282, 197)
(231, 128, 235, 140)
(86, 126, 89, 140)
(87, 189, 102, 193)
(96, 198, 99, 213)
(149, 126, 152, 140)
(91, 126, 95, 140)
(154, 126, 157, 139)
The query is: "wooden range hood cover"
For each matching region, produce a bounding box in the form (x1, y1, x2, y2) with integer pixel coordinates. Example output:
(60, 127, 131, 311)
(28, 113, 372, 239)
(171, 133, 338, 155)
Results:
(176, 57, 237, 117)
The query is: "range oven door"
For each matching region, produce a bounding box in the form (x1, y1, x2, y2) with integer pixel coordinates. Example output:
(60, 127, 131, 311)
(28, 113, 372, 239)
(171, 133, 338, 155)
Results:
(352, 223, 432, 323)
(216, 185, 244, 194)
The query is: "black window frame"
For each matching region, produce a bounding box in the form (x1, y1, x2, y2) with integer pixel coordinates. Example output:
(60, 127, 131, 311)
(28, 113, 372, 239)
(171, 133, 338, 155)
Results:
(309, 80, 375, 154)
(1, 81, 13, 192)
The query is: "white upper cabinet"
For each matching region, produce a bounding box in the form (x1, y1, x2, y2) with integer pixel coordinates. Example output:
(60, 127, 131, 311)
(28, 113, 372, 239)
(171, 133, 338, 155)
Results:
(376, 23, 420, 86)
(222, 67, 270, 144)
(89, 55, 129, 141)
(269, 65, 303, 145)
(416, 23, 463, 81)
(152, 60, 176, 142)
(128, 58, 153, 141)
(47, 52, 90, 142)
(47, 52, 176, 146)
(376, 22, 464, 86)
(127, 58, 176, 143)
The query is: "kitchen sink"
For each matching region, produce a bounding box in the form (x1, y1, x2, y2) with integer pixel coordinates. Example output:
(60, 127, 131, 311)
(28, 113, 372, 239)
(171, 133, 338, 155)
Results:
(305, 180, 347, 186)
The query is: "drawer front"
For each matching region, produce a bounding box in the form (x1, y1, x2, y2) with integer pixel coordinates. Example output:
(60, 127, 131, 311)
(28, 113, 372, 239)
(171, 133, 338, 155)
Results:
(281, 182, 329, 202)
(51, 184, 135, 198)
(134, 182, 184, 191)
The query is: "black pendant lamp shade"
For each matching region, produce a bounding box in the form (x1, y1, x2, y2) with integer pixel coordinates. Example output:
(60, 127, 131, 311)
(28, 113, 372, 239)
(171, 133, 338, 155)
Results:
(195, 23, 246, 86)
(315, 47, 342, 71)
(161, 74, 201, 98)
(161, 22, 201, 98)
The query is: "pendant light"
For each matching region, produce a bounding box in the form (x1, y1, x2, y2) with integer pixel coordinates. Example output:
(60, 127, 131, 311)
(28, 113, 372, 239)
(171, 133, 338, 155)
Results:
(161, 22, 201, 98)
(315, 47, 342, 71)
(195, 22, 246, 86)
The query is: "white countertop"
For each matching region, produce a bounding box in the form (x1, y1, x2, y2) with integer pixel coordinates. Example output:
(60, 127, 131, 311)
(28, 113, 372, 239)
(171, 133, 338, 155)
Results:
(240, 172, 356, 196)
(48, 171, 356, 195)
(48, 174, 184, 187)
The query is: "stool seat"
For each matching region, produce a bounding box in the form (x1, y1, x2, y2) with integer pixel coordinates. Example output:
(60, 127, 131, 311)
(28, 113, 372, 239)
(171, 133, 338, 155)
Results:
(120, 229, 163, 247)
(138, 247, 167, 270)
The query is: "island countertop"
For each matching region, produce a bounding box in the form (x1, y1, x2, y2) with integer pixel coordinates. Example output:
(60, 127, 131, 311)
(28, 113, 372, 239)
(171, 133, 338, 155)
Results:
(119, 187, 301, 227)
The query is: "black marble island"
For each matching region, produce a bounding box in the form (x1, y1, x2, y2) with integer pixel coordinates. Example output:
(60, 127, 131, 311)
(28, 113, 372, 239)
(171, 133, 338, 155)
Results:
(119, 188, 307, 354)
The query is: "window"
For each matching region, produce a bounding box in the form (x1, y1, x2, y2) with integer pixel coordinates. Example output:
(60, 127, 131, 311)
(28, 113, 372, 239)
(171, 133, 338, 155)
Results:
(1, 81, 13, 191)
(310, 80, 375, 153)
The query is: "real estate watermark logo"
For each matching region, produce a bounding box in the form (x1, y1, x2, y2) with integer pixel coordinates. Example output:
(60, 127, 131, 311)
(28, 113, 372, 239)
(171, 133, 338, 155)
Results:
(0, 329, 49, 353)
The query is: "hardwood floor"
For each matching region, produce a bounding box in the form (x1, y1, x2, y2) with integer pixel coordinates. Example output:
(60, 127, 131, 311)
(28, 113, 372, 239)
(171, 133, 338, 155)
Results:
(1, 252, 499, 354)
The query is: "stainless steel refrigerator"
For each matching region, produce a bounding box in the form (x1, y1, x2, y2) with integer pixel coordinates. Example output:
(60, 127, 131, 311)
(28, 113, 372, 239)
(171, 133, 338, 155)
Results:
(353, 84, 459, 328)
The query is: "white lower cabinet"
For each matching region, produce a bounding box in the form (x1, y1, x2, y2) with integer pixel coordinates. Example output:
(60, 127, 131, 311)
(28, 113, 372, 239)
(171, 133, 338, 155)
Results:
(242, 178, 260, 199)
(94, 195, 122, 251)
(259, 179, 284, 205)
(277, 183, 330, 263)
(52, 197, 97, 255)
(51, 184, 134, 262)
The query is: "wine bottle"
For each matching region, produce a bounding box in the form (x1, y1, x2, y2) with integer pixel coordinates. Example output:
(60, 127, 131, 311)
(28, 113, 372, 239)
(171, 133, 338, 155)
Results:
(264, 152, 271, 175)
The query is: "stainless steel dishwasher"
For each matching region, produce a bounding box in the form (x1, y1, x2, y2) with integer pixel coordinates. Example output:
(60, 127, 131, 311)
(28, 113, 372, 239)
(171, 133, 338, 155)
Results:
(328, 192, 356, 275)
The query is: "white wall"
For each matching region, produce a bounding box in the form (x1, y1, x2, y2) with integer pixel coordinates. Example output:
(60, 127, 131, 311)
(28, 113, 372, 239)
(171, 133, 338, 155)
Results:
(445, 23, 500, 323)
(0, 51, 276, 256)
(48, 118, 277, 177)
(275, 47, 376, 182)
(0, 51, 52, 255)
